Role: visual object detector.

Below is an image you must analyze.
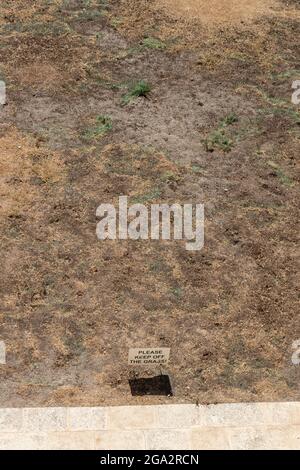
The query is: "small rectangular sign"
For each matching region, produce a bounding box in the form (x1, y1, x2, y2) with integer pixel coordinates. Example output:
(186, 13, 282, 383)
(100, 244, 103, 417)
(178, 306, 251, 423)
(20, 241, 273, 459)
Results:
(128, 348, 170, 366)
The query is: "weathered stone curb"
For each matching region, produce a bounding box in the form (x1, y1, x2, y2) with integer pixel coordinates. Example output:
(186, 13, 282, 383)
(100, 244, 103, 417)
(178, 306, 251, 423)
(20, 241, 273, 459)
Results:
(0, 402, 299, 449)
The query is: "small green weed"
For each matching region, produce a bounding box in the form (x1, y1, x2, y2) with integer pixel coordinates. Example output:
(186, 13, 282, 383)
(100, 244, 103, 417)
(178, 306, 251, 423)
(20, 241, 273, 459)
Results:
(205, 131, 234, 152)
(82, 115, 112, 141)
(204, 113, 238, 152)
(221, 113, 238, 126)
(142, 37, 166, 50)
(121, 80, 151, 106)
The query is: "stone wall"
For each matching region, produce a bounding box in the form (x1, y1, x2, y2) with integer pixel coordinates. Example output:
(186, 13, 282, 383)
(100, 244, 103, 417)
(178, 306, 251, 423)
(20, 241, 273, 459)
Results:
(0, 403, 299, 449)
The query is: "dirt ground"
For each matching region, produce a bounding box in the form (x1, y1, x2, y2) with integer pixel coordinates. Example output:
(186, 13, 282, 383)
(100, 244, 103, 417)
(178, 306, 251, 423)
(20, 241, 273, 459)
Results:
(0, 0, 299, 407)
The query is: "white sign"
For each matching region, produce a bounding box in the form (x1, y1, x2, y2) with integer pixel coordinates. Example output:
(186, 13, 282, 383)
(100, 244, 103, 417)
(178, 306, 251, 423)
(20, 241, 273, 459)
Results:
(0, 341, 6, 364)
(128, 348, 170, 366)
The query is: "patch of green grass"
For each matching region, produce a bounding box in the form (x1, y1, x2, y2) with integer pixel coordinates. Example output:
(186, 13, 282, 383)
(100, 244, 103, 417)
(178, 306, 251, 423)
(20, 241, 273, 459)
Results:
(142, 37, 166, 50)
(82, 115, 112, 141)
(203, 113, 238, 153)
(131, 188, 161, 204)
(121, 80, 151, 106)
(204, 131, 234, 152)
(221, 113, 238, 126)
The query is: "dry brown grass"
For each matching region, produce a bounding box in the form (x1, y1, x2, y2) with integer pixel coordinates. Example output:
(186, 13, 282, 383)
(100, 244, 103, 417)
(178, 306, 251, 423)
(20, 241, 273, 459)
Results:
(157, 0, 279, 26)
(0, 128, 65, 217)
